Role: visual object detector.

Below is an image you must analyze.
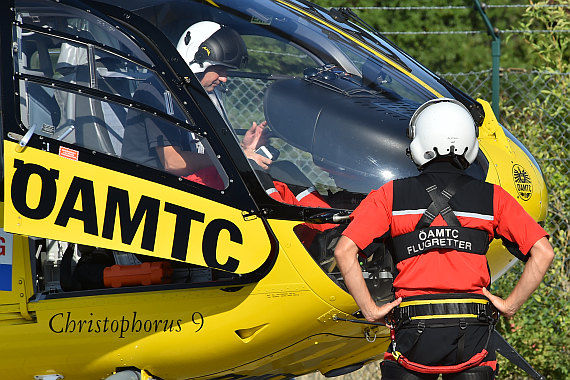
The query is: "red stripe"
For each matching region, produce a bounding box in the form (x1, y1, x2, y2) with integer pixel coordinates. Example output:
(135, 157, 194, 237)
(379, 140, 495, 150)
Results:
(384, 350, 488, 374)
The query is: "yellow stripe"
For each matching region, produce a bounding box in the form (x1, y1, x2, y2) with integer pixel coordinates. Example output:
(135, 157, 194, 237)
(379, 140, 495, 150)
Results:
(400, 299, 488, 308)
(274, 0, 442, 97)
(411, 314, 479, 320)
(204, 0, 219, 7)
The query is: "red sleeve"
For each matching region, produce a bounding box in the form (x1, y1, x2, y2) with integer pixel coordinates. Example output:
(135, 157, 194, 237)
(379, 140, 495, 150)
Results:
(493, 184, 549, 257)
(342, 181, 393, 250)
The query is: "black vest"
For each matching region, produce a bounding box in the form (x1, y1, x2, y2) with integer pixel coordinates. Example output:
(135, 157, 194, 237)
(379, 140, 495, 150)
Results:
(389, 170, 494, 264)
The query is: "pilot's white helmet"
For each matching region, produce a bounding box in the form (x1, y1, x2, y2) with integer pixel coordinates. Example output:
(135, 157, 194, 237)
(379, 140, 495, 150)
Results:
(176, 21, 248, 74)
(407, 98, 479, 169)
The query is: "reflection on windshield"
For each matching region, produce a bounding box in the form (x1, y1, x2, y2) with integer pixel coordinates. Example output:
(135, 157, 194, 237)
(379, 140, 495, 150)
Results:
(17, 0, 152, 64)
(65, 0, 484, 208)
(122, 1, 441, 205)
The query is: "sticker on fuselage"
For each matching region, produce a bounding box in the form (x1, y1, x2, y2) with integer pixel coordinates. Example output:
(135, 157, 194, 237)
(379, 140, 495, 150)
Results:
(512, 164, 532, 201)
(3, 143, 272, 275)
(0, 229, 14, 291)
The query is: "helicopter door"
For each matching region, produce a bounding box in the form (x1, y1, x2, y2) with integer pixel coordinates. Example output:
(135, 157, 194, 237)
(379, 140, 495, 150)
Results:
(3, 0, 275, 294)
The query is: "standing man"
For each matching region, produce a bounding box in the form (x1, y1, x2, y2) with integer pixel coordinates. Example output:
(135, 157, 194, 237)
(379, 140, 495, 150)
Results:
(334, 98, 554, 379)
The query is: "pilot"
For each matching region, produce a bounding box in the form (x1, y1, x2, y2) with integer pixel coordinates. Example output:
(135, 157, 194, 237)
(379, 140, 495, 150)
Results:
(334, 98, 554, 379)
(176, 21, 333, 216)
(175, 21, 271, 171)
(122, 23, 251, 190)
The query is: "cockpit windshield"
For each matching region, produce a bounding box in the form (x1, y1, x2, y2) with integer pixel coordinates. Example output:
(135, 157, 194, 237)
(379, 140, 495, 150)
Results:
(34, 0, 485, 208)
(113, 0, 486, 207)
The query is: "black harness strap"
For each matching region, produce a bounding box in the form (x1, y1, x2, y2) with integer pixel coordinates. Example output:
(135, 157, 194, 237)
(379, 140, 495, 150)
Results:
(415, 175, 470, 229)
(394, 300, 495, 324)
(391, 226, 490, 263)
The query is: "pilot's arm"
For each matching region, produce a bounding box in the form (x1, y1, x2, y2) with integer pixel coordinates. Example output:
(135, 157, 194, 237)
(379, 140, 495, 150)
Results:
(156, 145, 213, 177)
(334, 235, 401, 323)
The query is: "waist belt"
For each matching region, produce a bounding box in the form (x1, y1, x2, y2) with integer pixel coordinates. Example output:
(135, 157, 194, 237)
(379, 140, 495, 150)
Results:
(394, 297, 495, 324)
(386, 294, 498, 374)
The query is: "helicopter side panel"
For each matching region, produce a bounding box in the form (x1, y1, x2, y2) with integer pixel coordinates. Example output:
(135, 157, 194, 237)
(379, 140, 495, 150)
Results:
(3, 141, 272, 275)
(0, 226, 36, 324)
(0, 227, 387, 379)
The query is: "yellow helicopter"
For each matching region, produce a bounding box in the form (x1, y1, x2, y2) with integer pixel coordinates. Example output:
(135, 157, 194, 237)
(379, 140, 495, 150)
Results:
(0, 0, 547, 379)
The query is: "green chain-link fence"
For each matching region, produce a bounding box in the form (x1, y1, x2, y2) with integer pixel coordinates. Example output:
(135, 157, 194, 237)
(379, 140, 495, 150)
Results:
(444, 69, 569, 244)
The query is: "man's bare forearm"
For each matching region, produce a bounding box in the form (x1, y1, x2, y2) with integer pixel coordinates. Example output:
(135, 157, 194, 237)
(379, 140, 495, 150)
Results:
(334, 236, 402, 322)
(484, 236, 554, 318)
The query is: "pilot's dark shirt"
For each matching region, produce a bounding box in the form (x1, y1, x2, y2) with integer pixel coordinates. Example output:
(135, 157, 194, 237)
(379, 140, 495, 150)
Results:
(122, 76, 193, 170)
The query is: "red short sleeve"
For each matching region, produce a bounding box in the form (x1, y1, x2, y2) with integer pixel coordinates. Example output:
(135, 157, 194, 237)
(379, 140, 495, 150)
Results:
(493, 185, 549, 257)
(342, 181, 393, 249)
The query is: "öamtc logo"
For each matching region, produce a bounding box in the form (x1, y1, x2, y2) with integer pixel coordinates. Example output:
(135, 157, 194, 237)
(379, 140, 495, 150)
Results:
(512, 164, 532, 201)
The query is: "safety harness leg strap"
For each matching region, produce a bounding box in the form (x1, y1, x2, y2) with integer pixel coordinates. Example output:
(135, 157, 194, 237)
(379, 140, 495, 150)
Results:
(384, 349, 489, 374)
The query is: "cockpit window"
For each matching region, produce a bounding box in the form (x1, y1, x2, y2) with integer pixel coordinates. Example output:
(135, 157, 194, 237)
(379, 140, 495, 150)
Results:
(62, 0, 485, 209)
(16, 0, 151, 64)
(14, 0, 228, 190)
(124, 0, 434, 208)
(14, 27, 163, 109)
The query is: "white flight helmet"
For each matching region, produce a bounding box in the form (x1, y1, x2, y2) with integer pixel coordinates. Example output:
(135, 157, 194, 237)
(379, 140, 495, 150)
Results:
(176, 21, 248, 74)
(407, 98, 479, 169)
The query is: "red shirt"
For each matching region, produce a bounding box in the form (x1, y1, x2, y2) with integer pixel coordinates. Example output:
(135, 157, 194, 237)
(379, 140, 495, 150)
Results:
(343, 172, 548, 298)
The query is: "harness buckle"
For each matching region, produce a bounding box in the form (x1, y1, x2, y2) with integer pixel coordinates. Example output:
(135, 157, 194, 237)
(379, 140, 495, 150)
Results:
(417, 320, 425, 334)
(392, 350, 401, 361)
(393, 306, 410, 328)
(474, 303, 486, 321)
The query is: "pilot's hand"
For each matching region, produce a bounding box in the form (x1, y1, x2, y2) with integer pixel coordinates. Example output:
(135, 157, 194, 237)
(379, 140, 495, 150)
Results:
(241, 121, 267, 151)
(363, 297, 402, 324)
(245, 150, 272, 170)
(482, 287, 516, 319)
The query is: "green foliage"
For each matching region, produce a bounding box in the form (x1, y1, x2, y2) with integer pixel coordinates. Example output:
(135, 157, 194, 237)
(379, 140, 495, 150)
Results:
(490, 2, 569, 379)
(311, 0, 544, 73)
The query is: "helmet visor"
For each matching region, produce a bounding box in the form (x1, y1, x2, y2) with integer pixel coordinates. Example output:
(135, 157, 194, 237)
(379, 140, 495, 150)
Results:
(196, 27, 248, 69)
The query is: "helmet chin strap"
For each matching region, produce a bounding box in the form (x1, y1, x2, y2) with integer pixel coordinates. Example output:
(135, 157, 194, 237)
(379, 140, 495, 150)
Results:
(407, 146, 470, 171)
(427, 147, 470, 170)
(190, 59, 204, 68)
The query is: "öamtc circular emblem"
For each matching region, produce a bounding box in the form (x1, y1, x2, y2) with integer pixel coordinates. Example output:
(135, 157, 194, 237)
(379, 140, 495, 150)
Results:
(512, 164, 532, 201)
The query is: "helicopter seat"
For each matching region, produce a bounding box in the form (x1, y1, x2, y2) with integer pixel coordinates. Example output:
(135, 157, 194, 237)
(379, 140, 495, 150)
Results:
(71, 67, 118, 155)
(94, 56, 134, 155)
(19, 73, 61, 136)
(52, 38, 120, 155)
(17, 33, 62, 137)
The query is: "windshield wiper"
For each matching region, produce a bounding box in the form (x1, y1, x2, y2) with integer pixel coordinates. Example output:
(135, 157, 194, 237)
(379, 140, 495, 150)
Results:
(295, 0, 330, 18)
(303, 64, 401, 100)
